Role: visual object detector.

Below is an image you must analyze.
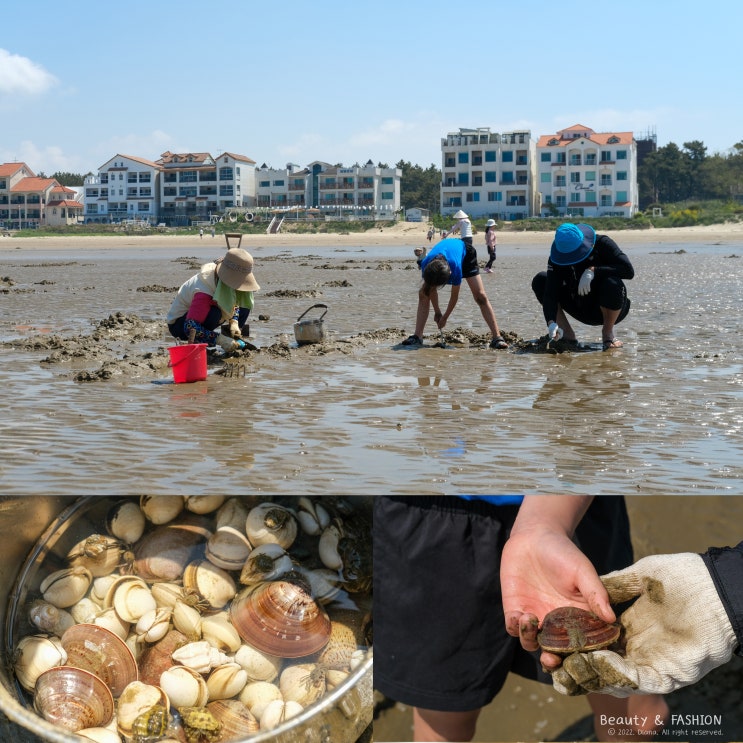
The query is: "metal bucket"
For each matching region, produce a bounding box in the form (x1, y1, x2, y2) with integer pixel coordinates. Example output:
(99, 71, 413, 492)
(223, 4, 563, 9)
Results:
(293, 304, 328, 345)
(0, 497, 372, 743)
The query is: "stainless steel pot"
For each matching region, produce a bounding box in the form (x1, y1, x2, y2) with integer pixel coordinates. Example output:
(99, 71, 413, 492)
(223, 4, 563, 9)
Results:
(0, 497, 372, 743)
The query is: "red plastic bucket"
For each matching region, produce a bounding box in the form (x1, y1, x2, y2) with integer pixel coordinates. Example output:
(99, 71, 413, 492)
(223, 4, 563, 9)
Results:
(168, 343, 208, 383)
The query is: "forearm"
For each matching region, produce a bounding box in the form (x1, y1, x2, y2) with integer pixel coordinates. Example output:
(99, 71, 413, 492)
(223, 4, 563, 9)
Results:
(443, 286, 460, 318)
(510, 495, 594, 539)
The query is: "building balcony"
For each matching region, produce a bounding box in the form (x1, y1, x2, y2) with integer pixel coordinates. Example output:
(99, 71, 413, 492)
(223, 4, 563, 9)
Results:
(288, 184, 305, 191)
(319, 182, 337, 190)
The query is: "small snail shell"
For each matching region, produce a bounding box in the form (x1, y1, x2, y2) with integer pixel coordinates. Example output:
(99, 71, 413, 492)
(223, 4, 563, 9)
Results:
(239, 543, 293, 586)
(171, 641, 231, 674)
(28, 599, 75, 636)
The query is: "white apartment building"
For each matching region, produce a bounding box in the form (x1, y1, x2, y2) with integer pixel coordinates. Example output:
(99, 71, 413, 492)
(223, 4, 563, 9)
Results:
(536, 125, 638, 218)
(255, 160, 401, 220)
(83, 155, 161, 224)
(440, 128, 537, 220)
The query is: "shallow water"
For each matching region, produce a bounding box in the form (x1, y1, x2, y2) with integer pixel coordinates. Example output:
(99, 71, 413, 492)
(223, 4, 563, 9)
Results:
(1, 239, 741, 495)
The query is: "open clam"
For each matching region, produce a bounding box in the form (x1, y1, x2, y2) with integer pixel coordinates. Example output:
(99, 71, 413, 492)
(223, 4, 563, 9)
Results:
(537, 606, 621, 654)
(207, 698, 260, 739)
(34, 666, 114, 732)
(132, 520, 211, 582)
(61, 623, 139, 697)
(230, 580, 331, 658)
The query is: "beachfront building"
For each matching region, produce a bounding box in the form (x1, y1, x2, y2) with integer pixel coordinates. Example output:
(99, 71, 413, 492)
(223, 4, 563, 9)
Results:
(157, 151, 257, 225)
(255, 160, 401, 221)
(83, 155, 161, 224)
(0, 162, 83, 229)
(536, 124, 638, 218)
(440, 128, 538, 220)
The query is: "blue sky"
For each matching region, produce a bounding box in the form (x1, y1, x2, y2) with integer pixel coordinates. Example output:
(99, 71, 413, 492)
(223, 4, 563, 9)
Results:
(1, 0, 739, 177)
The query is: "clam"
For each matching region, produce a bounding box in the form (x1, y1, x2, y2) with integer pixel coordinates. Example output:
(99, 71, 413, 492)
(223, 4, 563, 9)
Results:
(139, 495, 185, 525)
(93, 606, 131, 640)
(279, 662, 326, 706)
(239, 543, 294, 586)
(200, 612, 242, 653)
(207, 699, 260, 738)
(319, 515, 372, 593)
(171, 640, 232, 674)
(90, 575, 120, 607)
(537, 606, 621, 654)
(27, 599, 75, 637)
(77, 727, 124, 743)
(298, 567, 343, 605)
(259, 699, 303, 731)
(40, 566, 93, 608)
(183, 559, 237, 610)
(135, 607, 173, 644)
(245, 503, 298, 549)
(296, 497, 331, 536)
(172, 599, 203, 641)
(138, 629, 189, 686)
(132, 521, 211, 582)
(160, 665, 209, 708)
(70, 597, 100, 625)
(316, 620, 359, 670)
(116, 680, 169, 741)
(234, 643, 282, 683)
(230, 580, 332, 658)
(67, 534, 124, 577)
(206, 661, 249, 700)
(215, 497, 252, 531)
(206, 526, 253, 571)
(106, 575, 157, 623)
(61, 623, 139, 697)
(318, 522, 343, 571)
(13, 634, 68, 692)
(34, 666, 114, 733)
(238, 680, 283, 722)
(185, 495, 227, 514)
(106, 499, 147, 544)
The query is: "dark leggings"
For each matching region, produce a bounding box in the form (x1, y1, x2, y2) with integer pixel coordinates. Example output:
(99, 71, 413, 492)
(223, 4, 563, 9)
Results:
(168, 306, 250, 343)
(532, 271, 630, 326)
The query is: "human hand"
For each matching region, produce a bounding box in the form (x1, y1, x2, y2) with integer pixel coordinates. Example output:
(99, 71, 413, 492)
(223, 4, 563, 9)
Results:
(578, 269, 594, 296)
(433, 310, 443, 326)
(229, 319, 242, 338)
(216, 334, 244, 352)
(547, 322, 563, 341)
(549, 553, 737, 697)
(501, 519, 613, 651)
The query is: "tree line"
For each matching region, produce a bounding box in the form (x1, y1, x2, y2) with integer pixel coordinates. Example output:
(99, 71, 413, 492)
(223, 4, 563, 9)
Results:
(40, 141, 743, 214)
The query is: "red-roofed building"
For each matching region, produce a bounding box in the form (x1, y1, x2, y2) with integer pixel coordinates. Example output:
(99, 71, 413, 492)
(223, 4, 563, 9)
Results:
(536, 124, 639, 218)
(0, 162, 84, 228)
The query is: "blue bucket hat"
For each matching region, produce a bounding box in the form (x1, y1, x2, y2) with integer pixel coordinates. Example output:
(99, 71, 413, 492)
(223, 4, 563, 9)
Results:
(550, 223, 596, 265)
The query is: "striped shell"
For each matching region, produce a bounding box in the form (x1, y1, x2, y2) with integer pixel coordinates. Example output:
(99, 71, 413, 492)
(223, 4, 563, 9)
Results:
(537, 606, 621, 654)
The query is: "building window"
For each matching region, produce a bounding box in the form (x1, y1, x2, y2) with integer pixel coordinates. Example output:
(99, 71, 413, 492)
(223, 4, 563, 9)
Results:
(466, 192, 480, 202)
(458, 152, 469, 164)
(616, 191, 627, 202)
(617, 171, 627, 181)
(381, 192, 393, 200)
(556, 195, 566, 207)
(259, 180, 270, 187)
(585, 154, 597, 165)
(501, 172, 514, 184)
(501, 151, 513, 162)
(382, 177, 393, 184)
(541, 153, 551, 162)
(616, 150, 627, 160)
(556, 153, 566, 164)
(601, 151, 612, 162)
(220, 185, 234, 196)
(585, 191, 596, 202)
(180, 171, 197, 182)
(485, 171, 497, 183)
(219, 168, 234, 181)
(273, 180, 285, 187)
(572, 193, 581, 202)
(138, 202, 149, 212)
(555, 176, 566, 187)
(570, 172, 580, 183)
(457, 173, 469, 186)
(600, 175, 613, 186)
(487, 192, 502, 202)
(586, 171, 596, 181)
(601, 194, 612, 206)
(179, 187, 197, 197)
(485, 151, 496, 162)
(570, 155, 582, 166)
(544, 195, 552, 205)
(540, 172, 551, 183)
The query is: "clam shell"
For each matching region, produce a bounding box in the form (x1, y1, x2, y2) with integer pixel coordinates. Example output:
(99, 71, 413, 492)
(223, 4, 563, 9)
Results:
(14, 635, 68, 692)
(183, 559, 237, 609)
(185, 495, 227, 514)
(106, 499, 147, 544)
(116, 681, 169, 740)
(133, 520, 211, 582)
(206, 662, 249, 700)
(259, 699, 303, 731)
(40, 566, 93, 608)
(206, 526, 253, 571)
(159, 665, 208, 708)
(207, 699, 260, 738)
(61, 623, 139, 697)
(140, 495, 185, 525)
(537, 606, 621, 654)
(239, 680, 283, 721)
(108, 576, 157, 623)
(245, 503, 298, 549)
(239, 543, 293, 586)
(67, 535, 124, 577)
(279, 662, 326, 706)
(230, 581, 331, 658)
(34, 666, 114, 733)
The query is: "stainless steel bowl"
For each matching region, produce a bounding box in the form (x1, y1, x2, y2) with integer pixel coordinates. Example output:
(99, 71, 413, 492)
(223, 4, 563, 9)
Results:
(0, 496, 372, 743)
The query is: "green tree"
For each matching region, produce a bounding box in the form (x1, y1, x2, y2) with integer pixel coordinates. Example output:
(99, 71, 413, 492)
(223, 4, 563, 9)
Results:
(397, 160, 441, 213)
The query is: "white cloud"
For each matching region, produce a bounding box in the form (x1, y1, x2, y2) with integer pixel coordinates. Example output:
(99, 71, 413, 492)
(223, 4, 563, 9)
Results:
(0, 49, 58, 95)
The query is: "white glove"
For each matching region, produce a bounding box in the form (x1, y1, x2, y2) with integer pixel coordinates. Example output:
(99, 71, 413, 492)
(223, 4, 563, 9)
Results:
(228, 319, 242, 339)
(551, 553, 737, 697)
(216, 335, 246, 352)
(547, 322, 563, 341)
(577, 268, 594, 296)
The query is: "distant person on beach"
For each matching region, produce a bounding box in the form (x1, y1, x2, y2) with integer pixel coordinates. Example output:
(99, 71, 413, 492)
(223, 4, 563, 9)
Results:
(444, 209, 473, 248)
(166, 248, 259, 352)
(199, 227, 204, 239)
(401, 237, 508, 349)
(483, 218, 497, 273)
(374, 496, 669, 742)
(427, 226, 435, 242)
(507, 536, 743, 699)
(532, 223, 633, 350)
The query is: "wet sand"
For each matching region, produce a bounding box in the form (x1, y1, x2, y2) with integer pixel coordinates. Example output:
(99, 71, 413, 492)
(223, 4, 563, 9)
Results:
(1, 223, 741, 495)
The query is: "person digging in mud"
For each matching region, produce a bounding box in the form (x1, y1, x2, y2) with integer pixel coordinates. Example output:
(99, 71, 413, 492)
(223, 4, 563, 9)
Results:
(166, 248, 259, 352)
(532, 223, 633, 351)
(402, 237, 507, 349)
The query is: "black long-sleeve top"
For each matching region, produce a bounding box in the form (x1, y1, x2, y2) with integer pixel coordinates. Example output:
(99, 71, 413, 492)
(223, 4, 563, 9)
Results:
(702, 541, 743, 656)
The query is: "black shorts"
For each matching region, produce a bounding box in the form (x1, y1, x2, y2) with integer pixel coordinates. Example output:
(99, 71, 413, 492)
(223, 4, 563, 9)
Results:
(461, 241, 480, 279)
(373, 496, 632, 712)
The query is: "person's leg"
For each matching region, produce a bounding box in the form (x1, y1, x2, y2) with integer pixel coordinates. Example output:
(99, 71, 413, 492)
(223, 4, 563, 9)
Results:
(413, 708, 481, 742)
(465, 274, 503, 340)
(588, 694, 669, 741)
(597, 278, 628, 347)
(600, 306, 622, 346)
(413, 287, 434, 338)
(555, 305, 577, 341)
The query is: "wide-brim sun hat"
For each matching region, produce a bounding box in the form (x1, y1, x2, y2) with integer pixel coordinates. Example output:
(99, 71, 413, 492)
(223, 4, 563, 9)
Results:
(550, 223, 596, 265)
(485, 219, 496, 227)
(453, 209, 469, 219)
(217, 248, 260, 291)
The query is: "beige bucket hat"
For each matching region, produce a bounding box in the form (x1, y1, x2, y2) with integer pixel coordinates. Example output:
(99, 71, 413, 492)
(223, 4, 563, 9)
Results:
(217, 248, 260, 291)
